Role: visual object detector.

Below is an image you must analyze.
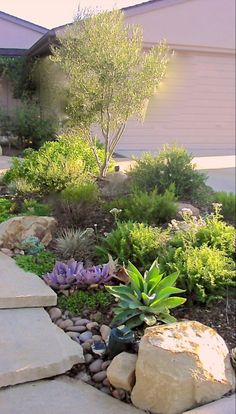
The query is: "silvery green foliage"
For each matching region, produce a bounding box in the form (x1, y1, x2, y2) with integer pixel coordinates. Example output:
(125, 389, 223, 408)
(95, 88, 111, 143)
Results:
(19, 236, 45, 255)
(55, 227, 95, 261)
(43, 259, 113, 290)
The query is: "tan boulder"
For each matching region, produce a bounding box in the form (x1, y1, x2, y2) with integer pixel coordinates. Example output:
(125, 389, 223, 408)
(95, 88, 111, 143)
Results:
(177, 202, 200, 219)
(131, 321, 235, 414)
(107, 352, 137, 391)
(0, 216, 57, 249)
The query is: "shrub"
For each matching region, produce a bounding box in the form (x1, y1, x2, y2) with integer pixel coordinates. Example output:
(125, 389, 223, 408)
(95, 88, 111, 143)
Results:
(106, 186, 177, 225)
(107, 260, 186, 329)
(96, 221, 169, 269)
(0, 197, 16, 222)
(55, 228, 95, 261)
(211, 192, 236, 223)
(57, 290, 113, 316)
(21, 199, 51, 216)
(14, 251, 55, 276)
(129, 145, 208, 202)
(4, 134, 108, 194)
(161, 245, 236, 303)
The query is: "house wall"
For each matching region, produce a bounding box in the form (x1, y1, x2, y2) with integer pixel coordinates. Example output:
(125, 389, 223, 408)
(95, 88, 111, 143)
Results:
(0, 18, 44, 49)
(116, 50, 235, 157)
(0, 76, 19, 112)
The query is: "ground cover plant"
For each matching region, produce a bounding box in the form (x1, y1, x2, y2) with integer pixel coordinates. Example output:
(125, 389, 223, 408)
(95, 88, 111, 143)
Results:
(14, 251, 55, 276)
(129, 145, 209, 203)
(21, 199, 51, 216)
(211, 192, 236, 223)
(57, 290, 113, 316)
(0, 197, 16, 222)
(105, 185, 177, 225)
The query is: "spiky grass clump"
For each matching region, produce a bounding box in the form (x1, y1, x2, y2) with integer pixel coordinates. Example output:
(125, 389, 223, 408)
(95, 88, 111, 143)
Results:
(55, 227, 95, 261)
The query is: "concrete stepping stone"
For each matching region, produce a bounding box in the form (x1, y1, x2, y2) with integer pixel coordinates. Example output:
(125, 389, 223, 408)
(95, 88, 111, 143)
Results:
(0, 252, 56, 308)
(0, 308, 84, 388)
(183, 394, 236, 414)
(0, 376, 144, 414)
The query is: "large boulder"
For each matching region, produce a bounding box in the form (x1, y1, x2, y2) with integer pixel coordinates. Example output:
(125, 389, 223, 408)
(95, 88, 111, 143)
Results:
(0, 216, 57, 249)
(131, 321, 235, 414)
(176, 202, 200, 219)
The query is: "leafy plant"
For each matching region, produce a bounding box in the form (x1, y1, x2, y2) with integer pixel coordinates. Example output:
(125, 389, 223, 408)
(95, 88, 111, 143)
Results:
(211, 192, 236, 223)
(14, 251, 55, 276)
(106, 186, 177, 224)
(129, 145, 209, 202)
(51, 9, 169, 177)
(57, 290, 113, 316)
(43, 259, 114, 290)
(0, 197, 16, 223)
(106, 260, 186, 329)
(21, 199, 51, 216)
(55, 228, 95, 261)
(161, 245, 236, 304)
(96, 221, 169, 269)
(19, 236, 45, 255)
(3, 134, 107, 194)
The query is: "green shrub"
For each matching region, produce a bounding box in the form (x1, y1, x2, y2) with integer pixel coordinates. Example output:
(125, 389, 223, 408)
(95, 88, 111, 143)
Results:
(55, 228, 95, 261)
(211, 193, 236, 223)
(106, 186, 177, 225)
(57, 290, 113, 316)
(129, 145, 208, 202)
(161, 245, 236, 303)
(14, 251, 55, 276)
(96, 221, 169, 269)
(21, 199, 51, 216)
(4, 135, 107, 194)
(0, 197, 16, 222)
(107, 260, 186, 329)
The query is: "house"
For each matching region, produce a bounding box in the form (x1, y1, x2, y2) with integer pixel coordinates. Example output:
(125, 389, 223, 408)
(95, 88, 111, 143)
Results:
(0, 0, 235, 158)
(0, 11, 47, 110)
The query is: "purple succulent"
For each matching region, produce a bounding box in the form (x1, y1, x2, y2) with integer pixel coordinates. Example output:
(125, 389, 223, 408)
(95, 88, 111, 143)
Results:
(43, 260, 83, 289)
(43, 260, 114, 290)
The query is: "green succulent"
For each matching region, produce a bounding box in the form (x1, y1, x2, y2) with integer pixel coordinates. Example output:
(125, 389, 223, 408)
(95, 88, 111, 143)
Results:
(106, 260, 186, 329)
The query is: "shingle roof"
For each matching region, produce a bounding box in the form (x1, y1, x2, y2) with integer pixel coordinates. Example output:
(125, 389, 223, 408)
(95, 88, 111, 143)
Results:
(0, 10, 48, 33)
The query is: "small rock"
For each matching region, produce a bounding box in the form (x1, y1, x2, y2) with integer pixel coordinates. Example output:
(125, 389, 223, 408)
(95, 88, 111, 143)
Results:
(13, 248, 22, 255)
(1, 248, 13, 257)
(80, 331, 93, 342)
(76, 372, 91, 382)
(176, 202, 200, 219)
(55, 318, 64, 327)
(74, 318, 90, 326)
(92, 335, 102, 342)
(66, 325, 86, 333)
(100, 325, 111, 343)
(91, 312, 102, 323)
(89, 359, 103, 373)
(107, 352, 137, 392)
(84, 354, 94, 364)
(48, 307, 62, 322)
(103, 378, 110, 387)
(92, 371, 107, 383)
(66, 331, 80, 339)
(86, 322, 99, 331)
(58, 319, 74, 330)
(102, 360, 111, 370)
(64, 310, 70, 317)
(100, 387, 111, 395)
(82, 342, 92, 353)
(112, 389, 126, 400)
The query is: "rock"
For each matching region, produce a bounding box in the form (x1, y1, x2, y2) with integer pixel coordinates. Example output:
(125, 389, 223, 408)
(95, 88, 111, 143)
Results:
(66, 332, 80, 340)
(48, 308, 62, 322)
(101, 171, 130, 197)
(0, 216, 57, 249)
(112, 389, 126, 401)
(102, 360, 111, 370)
(55, 318, 63, 327)
(66, 325, 86, 333)
(84, 354, 94, 364)
(92, 335, 102, 342)
(80, 331, 93, 343)
(74, 318, 90, 326)
(100, 325, 111, 343)
(100, 387, 111, 395)
(131, 321, 236, 414)
(92, 371, 107, 383)
(103, 378, 110, 387)
(76, 372, 91, 383)
(89, 359, 103, 373)
(107, 352, 137, 392)
(59, 319, 74, 330)
(177, 202, 200, 219)
(82, 342, 92, 353)
(87, 322, 99, 331)
(1, 248, 13, 256)
(91, 312, 102, 323)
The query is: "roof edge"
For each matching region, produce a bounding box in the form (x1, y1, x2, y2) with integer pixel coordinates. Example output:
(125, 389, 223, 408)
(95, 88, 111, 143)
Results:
(0, 10, 48, 33)
(123, 0, 192, 16)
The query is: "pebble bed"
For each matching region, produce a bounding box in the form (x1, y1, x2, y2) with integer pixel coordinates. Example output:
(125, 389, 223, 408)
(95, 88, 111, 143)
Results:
(48, 306, 132, 402)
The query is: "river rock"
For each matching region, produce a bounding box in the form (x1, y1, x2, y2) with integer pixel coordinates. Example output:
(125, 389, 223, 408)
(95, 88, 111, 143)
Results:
(48, 308, 62, 322)
(89, 359, 103, 373)
(131, 321, 236, 414)
(92, 371, 107, 383)
(0, 216, 57, 249)
(59, 319, 74, 330)
(80, 331, 93, 343)
(107, 352, 137, 392)
(100, 325, 111, 343)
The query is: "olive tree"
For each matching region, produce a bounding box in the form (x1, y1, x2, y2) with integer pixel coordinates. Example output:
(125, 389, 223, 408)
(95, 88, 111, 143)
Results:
(51, 9, 169, 177)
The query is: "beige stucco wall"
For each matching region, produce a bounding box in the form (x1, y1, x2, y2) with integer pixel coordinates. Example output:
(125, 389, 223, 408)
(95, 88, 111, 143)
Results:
(116, 50, 235, 157)
(0, 18, 44, 49)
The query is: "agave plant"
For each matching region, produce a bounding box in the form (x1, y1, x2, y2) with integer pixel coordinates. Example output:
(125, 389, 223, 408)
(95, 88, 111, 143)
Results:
(43, 259, 114, 290)
(106, 260, 186, 329)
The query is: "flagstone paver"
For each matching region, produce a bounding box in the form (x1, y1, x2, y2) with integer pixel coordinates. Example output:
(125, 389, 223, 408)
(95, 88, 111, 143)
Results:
(0, 308, 84, 388)
(0, 252, 57, 308)
(183, 394, 236, 414)
(0, 376, 144, 414)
